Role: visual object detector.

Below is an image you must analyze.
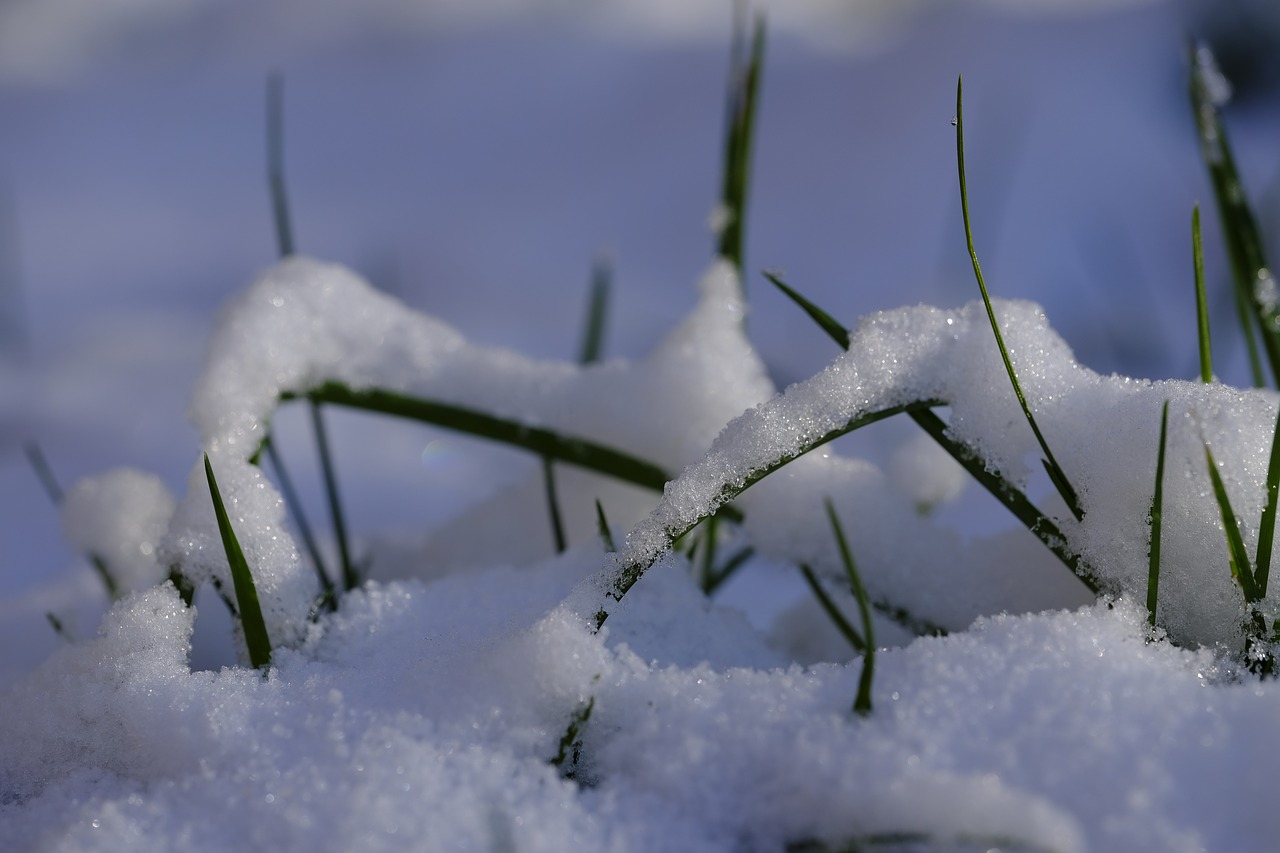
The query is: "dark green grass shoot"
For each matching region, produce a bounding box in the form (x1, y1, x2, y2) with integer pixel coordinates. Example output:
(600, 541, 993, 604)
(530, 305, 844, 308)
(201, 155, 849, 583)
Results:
(204, 454, 272, 669)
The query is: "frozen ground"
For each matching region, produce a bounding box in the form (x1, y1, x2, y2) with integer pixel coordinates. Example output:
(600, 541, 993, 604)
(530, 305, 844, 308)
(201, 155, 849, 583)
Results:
(5, 1, 1280, 850)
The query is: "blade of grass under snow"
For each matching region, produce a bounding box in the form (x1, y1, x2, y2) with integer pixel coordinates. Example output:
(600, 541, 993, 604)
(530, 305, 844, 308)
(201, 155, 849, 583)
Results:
(1148, 401, 1170, 627)
(1202, 439, 1259, 602)
(716, 11, 765, 280)
(204, 454, 272, 669)
(1192, 206, 1213, 383)
(956, 76, 1083, 523)
(760, 270, 1093, 589)
(1190, 43, 1279, 388)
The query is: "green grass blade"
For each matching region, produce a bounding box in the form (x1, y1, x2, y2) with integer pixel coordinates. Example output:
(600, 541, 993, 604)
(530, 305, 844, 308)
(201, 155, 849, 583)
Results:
(542, 456, 567, 554)
(595, 499, 615, 553)
(267, 72, 295, 258)
(1148, 401, 1170, 627)
(45, 612, 71, 642)
(1255, 402, 1280, 598)
(577, 253, 611, 365)
(798, 564, 866, 654)
(1192, 206, 1213, 383)
(716, 12, 765, 280)
(204, 454, 272, 669)
(1190, 44, 1280, 387)
(762, 270, 851, 349)
(262, 436, 335, 609)
(1202, 440, 1259, 602)
(956, 76, 1083, 523)
(309, 402, 357, 591)
(825, 499, 875, 715)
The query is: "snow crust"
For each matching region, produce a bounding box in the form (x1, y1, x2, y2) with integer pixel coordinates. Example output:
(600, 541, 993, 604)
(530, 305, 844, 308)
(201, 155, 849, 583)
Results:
(9, 255, 1280, 850)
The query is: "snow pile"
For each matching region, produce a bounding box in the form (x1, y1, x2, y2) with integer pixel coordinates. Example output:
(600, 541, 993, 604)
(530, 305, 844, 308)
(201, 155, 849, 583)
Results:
(5, 254, 1280, 850)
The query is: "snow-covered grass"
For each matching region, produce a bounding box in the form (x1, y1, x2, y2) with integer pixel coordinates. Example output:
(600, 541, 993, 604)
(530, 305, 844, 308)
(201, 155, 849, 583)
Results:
(9, 19, 1280, 853)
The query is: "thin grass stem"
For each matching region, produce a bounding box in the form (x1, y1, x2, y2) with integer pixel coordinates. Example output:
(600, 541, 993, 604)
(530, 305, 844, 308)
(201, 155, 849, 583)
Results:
(702, 546, 753, 596)
(956, 76, 1083, 523)
(762, 270, 850, 349)
(309, 403, 357, 591)
(262, 436, 335, 609)
(204, 454, 272, 669)
(1148, 401, 1169, 627)
(826, 500, 875, 715)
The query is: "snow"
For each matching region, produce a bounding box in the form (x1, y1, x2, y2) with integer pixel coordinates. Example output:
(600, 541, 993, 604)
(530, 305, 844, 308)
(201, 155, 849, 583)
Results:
(7, 2, 1280, 852)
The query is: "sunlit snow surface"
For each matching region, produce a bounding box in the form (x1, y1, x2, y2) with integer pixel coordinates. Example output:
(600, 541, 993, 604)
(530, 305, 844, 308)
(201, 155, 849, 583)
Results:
(5, 256, 1280, 851)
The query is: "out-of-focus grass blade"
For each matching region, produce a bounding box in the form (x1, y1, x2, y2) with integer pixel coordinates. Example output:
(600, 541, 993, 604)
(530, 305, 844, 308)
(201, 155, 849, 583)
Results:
(1192, 206, 1213, 383)
(1148, 401, 1170, 627)
(716, 11, 765, 280)
(956, 76, 1083, 523)
(204, 454, 273, 669)
(542, 455, 567, 554)
(595, 499, 615, 553)
(267, 71, 295, 258)
(578, 254, 611, 365)
(24, 441, 122, 600)
(1255, 403, 1280, 598)
(762, 270, 850, 349)
(799, 564, 866, 654)
(702, 545, 754, 596)
(1202, 440, 1259, 603)
(826, 499, 875, 716)
(1190, 43, 1279, 388)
